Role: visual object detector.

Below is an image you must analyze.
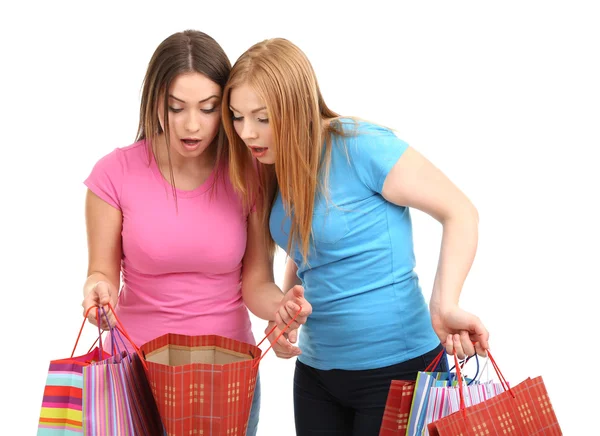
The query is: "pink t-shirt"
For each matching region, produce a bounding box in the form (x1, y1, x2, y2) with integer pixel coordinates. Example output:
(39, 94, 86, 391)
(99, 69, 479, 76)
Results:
(84, 140, 254, 348)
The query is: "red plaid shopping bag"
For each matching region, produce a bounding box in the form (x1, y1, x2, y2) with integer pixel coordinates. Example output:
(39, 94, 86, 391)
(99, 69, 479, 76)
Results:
(427, 351, 562, 435)
(141, 308, 301, 435)
(380, 347, 446, 435)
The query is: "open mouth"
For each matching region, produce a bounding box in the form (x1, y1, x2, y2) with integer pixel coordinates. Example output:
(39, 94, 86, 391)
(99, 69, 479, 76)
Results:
(249, 147, 268, 158)
(181, 138, 201, 150)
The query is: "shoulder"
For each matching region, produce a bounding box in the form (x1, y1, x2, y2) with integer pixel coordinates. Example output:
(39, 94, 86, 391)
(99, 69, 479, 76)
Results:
(93, 139, 145, 165)
(330, 118, 407, 154)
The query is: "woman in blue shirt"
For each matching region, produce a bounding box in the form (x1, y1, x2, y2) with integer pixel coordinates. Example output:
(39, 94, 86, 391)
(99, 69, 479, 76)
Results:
(223, 38, 490, 435)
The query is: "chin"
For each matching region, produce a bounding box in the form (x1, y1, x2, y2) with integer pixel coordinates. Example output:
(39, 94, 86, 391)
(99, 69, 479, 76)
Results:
(180, 144, 209, 157)
(256, 155, 276, 165)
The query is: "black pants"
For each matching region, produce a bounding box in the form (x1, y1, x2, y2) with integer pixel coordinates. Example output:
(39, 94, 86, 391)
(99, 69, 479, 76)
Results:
(293, 344, 447, 436)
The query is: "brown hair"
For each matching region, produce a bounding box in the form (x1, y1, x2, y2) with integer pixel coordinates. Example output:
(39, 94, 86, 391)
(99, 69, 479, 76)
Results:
(222, 38, 352, 262)
(135, 30, 232, 199)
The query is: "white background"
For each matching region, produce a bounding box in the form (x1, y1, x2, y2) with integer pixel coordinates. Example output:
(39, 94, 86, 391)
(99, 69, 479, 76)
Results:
(1, 1, 597, 434)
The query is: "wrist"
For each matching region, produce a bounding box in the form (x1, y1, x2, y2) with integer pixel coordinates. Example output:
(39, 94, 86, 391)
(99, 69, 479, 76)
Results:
(429, 298, 458, 316)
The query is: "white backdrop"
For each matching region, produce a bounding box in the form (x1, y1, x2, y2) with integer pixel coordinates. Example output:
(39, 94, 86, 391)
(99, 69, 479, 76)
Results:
(1, 1, 597, 434)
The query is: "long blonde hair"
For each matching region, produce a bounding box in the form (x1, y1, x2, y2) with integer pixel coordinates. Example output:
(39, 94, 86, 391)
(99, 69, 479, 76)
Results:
(222, 38, 350, 263)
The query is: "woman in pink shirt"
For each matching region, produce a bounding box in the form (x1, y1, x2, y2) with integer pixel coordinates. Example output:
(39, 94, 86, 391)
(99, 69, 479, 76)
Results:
(80, 30, 311, 436)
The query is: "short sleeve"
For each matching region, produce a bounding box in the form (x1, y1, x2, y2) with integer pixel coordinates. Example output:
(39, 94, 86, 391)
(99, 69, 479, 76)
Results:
(347, 124, 409, 193)
(84, 148, 124, 210)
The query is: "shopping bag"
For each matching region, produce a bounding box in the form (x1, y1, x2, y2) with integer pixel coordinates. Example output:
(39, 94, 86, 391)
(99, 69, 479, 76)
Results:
(406, 363, 457, 436)
(83, 306, 164, 435)
(379, 347, 447, 436)
(420, 354, 505, 435)
(37, 308, 111, 435)
(140, 308, 302, 436)
(427, 351, 562, 435)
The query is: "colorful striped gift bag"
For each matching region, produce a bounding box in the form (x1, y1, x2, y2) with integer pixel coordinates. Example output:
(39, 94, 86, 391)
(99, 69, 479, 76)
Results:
(420, 357, 506, 435)
(379, 347, 447, 435)
(37, 310, 111, 435)
(82, 307, 164, 435)
(37, 347, 111, 435)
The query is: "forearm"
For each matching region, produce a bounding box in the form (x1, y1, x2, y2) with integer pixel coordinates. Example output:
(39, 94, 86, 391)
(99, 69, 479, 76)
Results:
(429, 206, 479, 312)
(242, 282, 284, 320)
(282, 258, 301, 293)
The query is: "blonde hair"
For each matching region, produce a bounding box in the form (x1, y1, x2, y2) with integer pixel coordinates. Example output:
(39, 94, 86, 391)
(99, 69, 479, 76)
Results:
(222, 38, 352, 263)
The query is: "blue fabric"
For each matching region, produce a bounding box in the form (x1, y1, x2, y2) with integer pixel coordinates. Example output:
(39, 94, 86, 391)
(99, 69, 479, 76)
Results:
(246, 372, 261, 436)
(270, 120, 440, 370)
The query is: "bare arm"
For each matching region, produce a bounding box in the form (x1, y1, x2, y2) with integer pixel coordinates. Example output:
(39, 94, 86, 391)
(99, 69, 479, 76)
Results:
(282, 258, 300, 294)
(82, 189, 122, 326)
(241, 211, 285, 320)
(242, 212, 312, 358)
(382, 146, 489, 357)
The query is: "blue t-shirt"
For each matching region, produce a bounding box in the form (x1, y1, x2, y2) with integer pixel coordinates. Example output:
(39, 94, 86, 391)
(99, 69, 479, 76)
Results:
(270, 120, 440, 370)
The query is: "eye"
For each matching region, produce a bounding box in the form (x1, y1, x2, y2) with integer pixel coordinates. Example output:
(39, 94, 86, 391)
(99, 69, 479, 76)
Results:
(201, 108, 217, 114)
(168, 107, 183, 113)
(258, 117, 269, 124)
(232, 115, 243, 122)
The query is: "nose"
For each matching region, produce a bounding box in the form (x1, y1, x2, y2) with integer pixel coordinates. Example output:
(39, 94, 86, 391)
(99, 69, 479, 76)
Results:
(240, 121, 258, 141)
(184, 111, 201, 133)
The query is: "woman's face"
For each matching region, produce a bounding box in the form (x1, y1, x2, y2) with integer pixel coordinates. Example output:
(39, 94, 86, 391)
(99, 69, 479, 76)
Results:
(158, 72, 222, 160)
(229, 83, 275, 165)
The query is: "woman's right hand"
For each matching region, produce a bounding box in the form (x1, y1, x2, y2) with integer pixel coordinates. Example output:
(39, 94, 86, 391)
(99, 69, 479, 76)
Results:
(82, 280, 118, 329)
(264, 320, 302, 359)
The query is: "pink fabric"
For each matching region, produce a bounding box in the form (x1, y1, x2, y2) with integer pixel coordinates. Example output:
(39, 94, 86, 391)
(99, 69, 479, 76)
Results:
(84, 140, 254, 348)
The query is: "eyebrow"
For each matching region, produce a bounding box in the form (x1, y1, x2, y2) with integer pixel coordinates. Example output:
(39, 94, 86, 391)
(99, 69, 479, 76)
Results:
(229, 105, 267, 114)
(169, 94, 220, 104)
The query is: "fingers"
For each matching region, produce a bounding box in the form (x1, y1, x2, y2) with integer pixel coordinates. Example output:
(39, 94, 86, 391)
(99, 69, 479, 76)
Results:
(474, 341, 488, 358)
(287, 328, 298, 344)
(94, 281, 113, 306)
(82, 281, 117, 328)
(291, 285, 312, 316)
(277, 285, 312, 332)
(97, 307, 117, 330)
(459, 330, 475, 357)
(445, 333, 472, 360)
(264, 322, 301, 359)
(473, 321, 490, 351)
(445, 331, 487, 360)
(82, 298, 116, 329)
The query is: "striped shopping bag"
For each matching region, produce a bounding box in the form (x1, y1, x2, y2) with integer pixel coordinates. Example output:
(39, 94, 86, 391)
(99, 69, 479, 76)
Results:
(379, 347, 447, 435)
(82, 306, 164, 435)
(37, 310, 110, 434)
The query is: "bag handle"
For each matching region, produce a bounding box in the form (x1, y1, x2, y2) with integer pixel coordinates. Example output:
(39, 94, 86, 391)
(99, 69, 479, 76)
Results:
(71, 305, 105, 359)
(75, 304, 149, 371)
(452, 349, 514, 418)
(252, 306, 303, 368)
(104, 303, 149, 371)
(424, 347, 446, 372)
